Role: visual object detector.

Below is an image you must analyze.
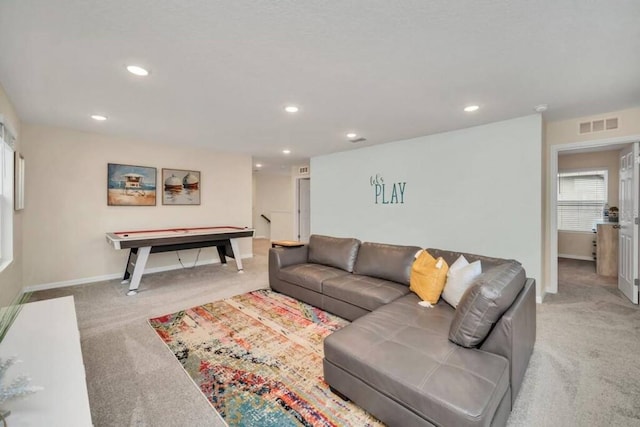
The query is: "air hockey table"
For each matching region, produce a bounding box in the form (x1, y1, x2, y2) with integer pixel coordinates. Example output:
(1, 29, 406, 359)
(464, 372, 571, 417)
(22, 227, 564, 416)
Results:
(105, 226, 254, 295)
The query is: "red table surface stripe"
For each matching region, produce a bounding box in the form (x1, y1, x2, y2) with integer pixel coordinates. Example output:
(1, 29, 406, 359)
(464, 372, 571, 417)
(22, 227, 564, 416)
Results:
(114, 226, 247, 235)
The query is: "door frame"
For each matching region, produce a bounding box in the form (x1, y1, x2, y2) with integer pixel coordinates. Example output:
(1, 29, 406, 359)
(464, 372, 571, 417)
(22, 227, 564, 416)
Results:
(292, 175, 311, 242)
(547, 133, 640, 295)
(297, 177, 311, 242)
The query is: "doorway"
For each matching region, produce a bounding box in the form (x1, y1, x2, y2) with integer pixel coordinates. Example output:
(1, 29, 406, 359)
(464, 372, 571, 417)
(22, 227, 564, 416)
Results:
(297, 178, 310, 242)
(548, 135, 640, 304)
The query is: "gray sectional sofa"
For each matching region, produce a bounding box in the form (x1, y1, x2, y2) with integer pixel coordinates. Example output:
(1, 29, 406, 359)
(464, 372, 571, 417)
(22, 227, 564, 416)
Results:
(269, 235, 536, 427)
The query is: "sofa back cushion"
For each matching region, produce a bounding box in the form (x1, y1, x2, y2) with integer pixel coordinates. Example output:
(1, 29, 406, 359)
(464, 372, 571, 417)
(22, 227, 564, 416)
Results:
(354, 242, 422, 285)
(427, 248, 511, 272)
(308, 235, 361, 272)
(449, 261, 526, 348)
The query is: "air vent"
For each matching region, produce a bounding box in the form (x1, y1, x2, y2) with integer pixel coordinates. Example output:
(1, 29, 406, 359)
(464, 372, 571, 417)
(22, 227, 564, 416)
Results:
(592, 119, 605, 132)
(350, 137, 367, 143)
(298, 166, 309, 175)
(579, 117, 619, 134)
(579, 122, 591, 134)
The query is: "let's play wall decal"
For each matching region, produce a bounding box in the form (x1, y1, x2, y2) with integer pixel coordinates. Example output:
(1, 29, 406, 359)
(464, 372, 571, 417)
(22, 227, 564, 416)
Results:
(370, 173, 406, 204)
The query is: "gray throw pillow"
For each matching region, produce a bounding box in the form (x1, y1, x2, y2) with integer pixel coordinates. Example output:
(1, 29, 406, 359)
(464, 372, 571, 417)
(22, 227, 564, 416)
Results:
(449, 262, 526, 348)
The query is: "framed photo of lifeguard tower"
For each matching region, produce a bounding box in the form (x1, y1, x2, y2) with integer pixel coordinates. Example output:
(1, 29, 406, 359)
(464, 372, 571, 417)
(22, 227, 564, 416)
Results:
(162, 168, 201, 205)
(107, 163, 157, 206)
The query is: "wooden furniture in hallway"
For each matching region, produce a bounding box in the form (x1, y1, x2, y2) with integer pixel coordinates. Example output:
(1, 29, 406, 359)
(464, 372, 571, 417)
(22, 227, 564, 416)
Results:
(596, 223, 618, 277)
(271, 240, 304, 248)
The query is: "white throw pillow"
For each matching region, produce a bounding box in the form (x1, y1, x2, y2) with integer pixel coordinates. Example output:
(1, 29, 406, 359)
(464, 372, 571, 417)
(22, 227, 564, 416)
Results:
(442, 258, 482, 308)
(448, 254, 470, 275)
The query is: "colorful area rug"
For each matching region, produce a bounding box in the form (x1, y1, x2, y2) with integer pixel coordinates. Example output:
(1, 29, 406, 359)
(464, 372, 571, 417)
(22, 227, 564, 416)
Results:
(149, 290, 382, 426)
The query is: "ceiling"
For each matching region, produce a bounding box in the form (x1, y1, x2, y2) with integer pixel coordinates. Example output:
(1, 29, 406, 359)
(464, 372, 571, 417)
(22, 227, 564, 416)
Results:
(1, 1, 639, 173)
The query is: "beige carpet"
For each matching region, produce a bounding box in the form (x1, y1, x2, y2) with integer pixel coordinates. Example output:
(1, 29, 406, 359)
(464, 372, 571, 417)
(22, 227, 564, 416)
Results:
(508, 258, 640, 427)
(29, 239, 273, 427)
(31, 247, 640, 426)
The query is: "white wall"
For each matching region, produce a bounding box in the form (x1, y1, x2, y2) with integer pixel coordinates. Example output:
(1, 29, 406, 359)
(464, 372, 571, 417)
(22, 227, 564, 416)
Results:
(312, 115, 543, 296)
(252, 172, 293, 240)
(21, 124, 253, 289)
(0, 83, 22, 306)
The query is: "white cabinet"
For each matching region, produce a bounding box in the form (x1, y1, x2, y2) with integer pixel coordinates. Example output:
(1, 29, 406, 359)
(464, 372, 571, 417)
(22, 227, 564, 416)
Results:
(0, 296, 92, 426)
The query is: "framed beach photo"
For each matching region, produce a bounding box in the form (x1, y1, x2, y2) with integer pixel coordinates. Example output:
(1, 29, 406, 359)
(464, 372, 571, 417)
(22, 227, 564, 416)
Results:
(162, 168, 201, 205)
(107, 163, 157, 206)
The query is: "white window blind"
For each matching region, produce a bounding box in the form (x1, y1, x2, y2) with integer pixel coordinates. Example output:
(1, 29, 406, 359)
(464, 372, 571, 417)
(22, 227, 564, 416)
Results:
(0, 121, 15, 265)
(557, 170, 607, 232)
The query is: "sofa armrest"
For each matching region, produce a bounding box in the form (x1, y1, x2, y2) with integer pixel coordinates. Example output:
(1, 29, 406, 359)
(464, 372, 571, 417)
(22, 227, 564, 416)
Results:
(480, 278, 536, 405)
(269, 246, 309, 292)
(269, 246, 309, 269)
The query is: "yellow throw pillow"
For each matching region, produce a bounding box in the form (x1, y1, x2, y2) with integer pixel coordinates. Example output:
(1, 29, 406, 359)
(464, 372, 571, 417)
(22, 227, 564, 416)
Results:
(410, 250, 449, 304)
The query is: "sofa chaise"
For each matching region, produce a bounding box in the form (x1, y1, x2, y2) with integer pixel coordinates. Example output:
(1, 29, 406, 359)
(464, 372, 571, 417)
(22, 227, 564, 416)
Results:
(268, 235, 536, 427)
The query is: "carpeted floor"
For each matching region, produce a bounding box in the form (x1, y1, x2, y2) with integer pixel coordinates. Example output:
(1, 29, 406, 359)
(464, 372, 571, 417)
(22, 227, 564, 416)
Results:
(29, 240, 274, 427)
(508, 258, 640, 427)
(31, 246, 640, 426)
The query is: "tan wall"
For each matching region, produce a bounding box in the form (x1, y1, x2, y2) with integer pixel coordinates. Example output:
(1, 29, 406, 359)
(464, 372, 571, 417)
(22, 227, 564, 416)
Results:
(558, 150, 620, 207)
(544, 106, 640, 296)
(546, 107, 640, 146)
(558, 232, 595, 260)
(252, 172, 293, 239)
(0, 83, 22, 306)
(21, 124, 252, 288)
(557, 150, 620, 259)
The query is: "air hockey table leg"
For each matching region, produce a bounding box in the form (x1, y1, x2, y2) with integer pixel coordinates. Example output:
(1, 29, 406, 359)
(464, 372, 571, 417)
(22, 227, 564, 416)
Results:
(121, 248, 136, 284)
(229, 238, 244, 273)
(216, 245, 228, 267)
(126, 246, 151, 295)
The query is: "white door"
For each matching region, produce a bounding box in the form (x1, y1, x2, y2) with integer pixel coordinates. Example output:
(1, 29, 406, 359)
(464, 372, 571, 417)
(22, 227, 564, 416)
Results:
(618, 143, 639, 304)
(298, 178, 311, 242)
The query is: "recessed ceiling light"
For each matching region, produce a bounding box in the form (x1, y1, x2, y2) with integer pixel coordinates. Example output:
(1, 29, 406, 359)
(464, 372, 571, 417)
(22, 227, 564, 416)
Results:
(255, 163, 262, 168)
(464, 105, 480, 113)
(282, 149, 291, 154)
(284, 106, 299, 113)
(534, 104, 548, 113)
(346, 132, 357, 139)
(126, 65, 149, 76)
(91, 114, 108, 121)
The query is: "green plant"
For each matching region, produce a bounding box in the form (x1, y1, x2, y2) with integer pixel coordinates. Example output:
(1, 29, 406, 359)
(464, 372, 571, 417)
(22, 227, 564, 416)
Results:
(0, 292, 31, 344)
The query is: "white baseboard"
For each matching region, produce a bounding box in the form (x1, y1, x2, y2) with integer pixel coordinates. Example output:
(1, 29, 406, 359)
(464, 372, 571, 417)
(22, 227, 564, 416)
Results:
(25, 272, 125, 293)
(536, 295, 544, 304)
(558, 254, 595, 261)
(24, 253, 254, 293)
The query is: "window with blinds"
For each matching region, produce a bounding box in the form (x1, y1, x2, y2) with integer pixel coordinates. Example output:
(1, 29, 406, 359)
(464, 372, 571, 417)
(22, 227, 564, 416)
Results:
(557, 170, 607, 232)
(0, 121, 15, 266)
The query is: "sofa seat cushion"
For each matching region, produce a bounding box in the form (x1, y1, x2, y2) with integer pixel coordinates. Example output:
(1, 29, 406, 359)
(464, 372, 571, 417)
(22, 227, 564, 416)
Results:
(323, 274, 411, 311)
(278, 263, 349, 293)
(324, 293, 510, 427)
